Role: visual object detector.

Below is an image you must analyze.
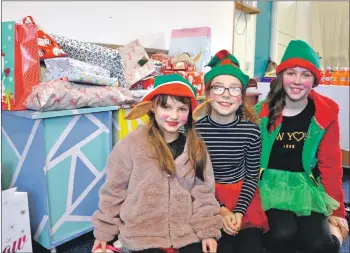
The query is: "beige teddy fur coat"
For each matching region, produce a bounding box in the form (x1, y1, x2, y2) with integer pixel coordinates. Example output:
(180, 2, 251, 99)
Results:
(92, 126, 222, 251)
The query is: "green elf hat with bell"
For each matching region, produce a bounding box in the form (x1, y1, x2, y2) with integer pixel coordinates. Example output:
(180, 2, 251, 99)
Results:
(124, 74, 198, 120)
(204, 49, 249, 90)
(276, 40, 321, 85)
(193, 50, 249, 120)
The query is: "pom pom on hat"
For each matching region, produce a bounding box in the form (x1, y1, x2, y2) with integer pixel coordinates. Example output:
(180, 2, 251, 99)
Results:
(204, 50, 249, 89)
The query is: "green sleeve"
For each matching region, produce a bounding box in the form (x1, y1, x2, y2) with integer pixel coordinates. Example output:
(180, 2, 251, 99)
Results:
(254, 100, 266, 116)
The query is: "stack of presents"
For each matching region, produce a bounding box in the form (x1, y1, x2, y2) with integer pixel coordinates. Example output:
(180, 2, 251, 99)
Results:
(1, 16, 211, 113)
(1, 16, 211, 251)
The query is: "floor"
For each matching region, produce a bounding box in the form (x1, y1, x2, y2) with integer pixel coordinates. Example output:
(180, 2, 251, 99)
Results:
(32, 172, 350, 253)
(32, 231, 95, 253)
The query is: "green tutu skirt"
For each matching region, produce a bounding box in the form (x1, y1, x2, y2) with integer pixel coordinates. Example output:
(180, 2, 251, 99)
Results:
(259, 169, 340, 216)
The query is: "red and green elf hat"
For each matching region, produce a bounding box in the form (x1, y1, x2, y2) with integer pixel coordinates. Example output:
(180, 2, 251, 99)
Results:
(204, 50, 249, 90)
(276, 40, 321, 85)
(124, 74, 198, 120)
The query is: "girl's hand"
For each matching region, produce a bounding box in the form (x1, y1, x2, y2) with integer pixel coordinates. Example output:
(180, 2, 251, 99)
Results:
(220, 207, 237, 235)
(328, 215, 349, 242)
(202, 238, 217, 253)
(233, 212, 243, 233)
(91, 239, 107, 253)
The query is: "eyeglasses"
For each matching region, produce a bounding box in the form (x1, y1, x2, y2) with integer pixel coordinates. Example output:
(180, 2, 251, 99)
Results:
(211, 85, 242, 96)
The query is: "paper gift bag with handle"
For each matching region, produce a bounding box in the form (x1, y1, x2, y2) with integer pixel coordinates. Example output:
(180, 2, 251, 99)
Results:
(23, 16, 66, 59)
(168, 27, 211, 72)
(1, 20, 40, 111)
(2, 188, 33, 253)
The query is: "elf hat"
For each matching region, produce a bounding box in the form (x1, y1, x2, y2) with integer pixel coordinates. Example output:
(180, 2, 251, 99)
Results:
(124, 74, 198, 120)
(204, 50, 249, 90)
(276, 40, 321, 85)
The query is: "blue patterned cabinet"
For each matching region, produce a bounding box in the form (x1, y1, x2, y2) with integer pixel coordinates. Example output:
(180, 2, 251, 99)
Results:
(1, 106, 121, 249)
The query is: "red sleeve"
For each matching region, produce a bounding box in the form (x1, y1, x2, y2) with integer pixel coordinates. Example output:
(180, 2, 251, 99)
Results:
(317, 118, 346, 218)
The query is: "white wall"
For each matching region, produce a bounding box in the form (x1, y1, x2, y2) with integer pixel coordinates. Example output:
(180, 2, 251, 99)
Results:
(270, 1, 311, 64)
(2, 1, 234, 56)
(295, 1, 311, 44)
(233, 1, 257, 77)
(310, 1, 349, 68)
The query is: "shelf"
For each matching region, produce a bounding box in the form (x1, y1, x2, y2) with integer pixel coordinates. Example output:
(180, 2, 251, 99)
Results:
(235, 1, 260, 15)
(3, 105, 129, 119)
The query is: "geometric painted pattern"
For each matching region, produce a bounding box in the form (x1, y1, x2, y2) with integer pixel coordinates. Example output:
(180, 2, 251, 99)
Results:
(1, 110, 112, 249)
(112, 108, 149, 145)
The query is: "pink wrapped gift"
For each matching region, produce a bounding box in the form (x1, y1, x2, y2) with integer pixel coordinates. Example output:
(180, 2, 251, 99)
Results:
(118, 39, 155, 86)
(25, 79, 136, 111)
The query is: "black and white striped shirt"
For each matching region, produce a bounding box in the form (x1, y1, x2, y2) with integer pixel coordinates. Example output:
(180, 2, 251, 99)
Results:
(195, 115, 261, 215)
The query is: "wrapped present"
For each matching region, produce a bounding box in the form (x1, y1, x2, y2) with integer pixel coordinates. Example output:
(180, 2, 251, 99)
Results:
(130, 75, 155, 90)
(150, 54, 171, 75)
(44, 57, 110, 77)
(130, 89, 150, 102)
(23, 16, 66, 60)
(156, 53, 196, 72)
(52, 35, 127, 87)
(118, 39, 155, 86)
(44, 69, 119, 86)
(151, 53, 171, 63)
(25, 79, 136, 111)
(163, 60, 195, 71)
(2, 188, 33, 253)
(1, 21, 40, 110)
(162, 70, 204, 96)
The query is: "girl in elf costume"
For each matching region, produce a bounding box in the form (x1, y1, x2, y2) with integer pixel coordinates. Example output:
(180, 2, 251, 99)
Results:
(91, 74, 222, 253)
(193, 50, 269, 253)
(255, 40, 349, 253)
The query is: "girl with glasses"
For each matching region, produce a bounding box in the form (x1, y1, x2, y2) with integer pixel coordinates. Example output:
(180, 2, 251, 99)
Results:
(194, 50, 268, 253)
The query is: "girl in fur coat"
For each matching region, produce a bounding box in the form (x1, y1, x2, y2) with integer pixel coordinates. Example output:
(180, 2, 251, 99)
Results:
(92, 74, 222, 253)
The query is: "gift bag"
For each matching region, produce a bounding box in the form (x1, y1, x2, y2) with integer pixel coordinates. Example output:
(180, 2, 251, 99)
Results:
(168, 27, 211, 72)
(2, 188, 33, 253)
(1, 21, 40, 111)
(23, 16, 66, 60)
(53, 35, 127, 87)
(118, 39, 155, 86)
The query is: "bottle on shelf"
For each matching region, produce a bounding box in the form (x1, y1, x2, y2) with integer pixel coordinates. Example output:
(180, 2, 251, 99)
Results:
(331, 67, 339, 86)
(338, 67, 346, 86)
(344, 67, 349, 86)
(324, 66, 332, 85)
(319, 67, 325, 85)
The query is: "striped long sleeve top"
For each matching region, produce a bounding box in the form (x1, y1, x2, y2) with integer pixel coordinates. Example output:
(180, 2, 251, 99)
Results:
(195, 115, 261, 215)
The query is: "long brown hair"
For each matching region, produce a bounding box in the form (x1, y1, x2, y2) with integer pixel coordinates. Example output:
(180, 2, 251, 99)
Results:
(206, 85, 259, 124)
(147, 95, 207, 181)
(266, 73, 286, 131)
(266, 70, 317, 131)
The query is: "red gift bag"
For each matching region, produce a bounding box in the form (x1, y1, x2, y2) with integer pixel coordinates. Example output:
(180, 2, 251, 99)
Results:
(23, 16, 66, 59)
(1, 20, 40, 110)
